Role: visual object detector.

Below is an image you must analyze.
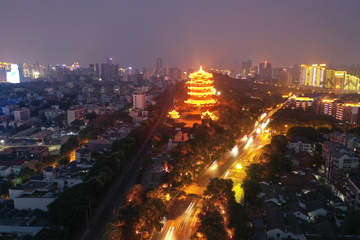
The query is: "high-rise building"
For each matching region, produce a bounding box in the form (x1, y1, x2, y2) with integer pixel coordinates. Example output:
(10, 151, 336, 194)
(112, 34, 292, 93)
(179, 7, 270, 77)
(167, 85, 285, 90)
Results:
(89, 64, 95, 77)
(101, 63, 106, 80)
(95, 63, 100, 78)
(291, 64, 300, 85)
(0, 62, 11, 82)
(264, 61, 272, 81)
(133, 92, 146, 110)
(241, 61, 247, 76)
(107, 58, 113, 65)
(134, 73, 144, 86)
(67, 106, 86, 125)
(156, 58, 162, 77)
(300, 64, 327, 87)
(164, 66, 170, 79)
(300, 64, 359, 93)
(14, 108, 30, 121)
(322, 141, 358, 188)
(170, 67, 182, 80)
(279, 71, 292, 86)
(7, 64, 20, 83)
(246, 58, 253, 75)
(259, 62, 265, 79)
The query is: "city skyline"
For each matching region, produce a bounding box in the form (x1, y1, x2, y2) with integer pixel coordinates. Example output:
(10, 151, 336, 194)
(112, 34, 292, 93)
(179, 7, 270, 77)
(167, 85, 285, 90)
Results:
(1, 0, 360, 70)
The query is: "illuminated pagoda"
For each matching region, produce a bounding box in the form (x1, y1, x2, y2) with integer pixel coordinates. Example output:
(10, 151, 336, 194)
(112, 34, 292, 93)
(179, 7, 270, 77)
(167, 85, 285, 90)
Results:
(201, 110, 216, 120)
(168, 67, 218, 123)
(168, 109, 180, 119)
(185, 66, 217, 107)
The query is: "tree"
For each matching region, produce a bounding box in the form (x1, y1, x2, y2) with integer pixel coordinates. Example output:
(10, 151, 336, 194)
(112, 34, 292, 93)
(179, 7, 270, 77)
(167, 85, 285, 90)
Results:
(85, 111, 97, 122)
(19, 167, 36, 184)
(70, 119, 84, 131)
(139, 198, 168, 232)
(192, 208, 228, 240)
(203, 178, 235, 208)
(47, 183, 94, 232)
(342, 209, 360, 236)
(245, 163, 265, 181)
(287, 126, 317, 143)
(53, 115, 67, 128)
(147, 187, 172, 203)
(270, 135, 288, 153)
(126, 184, 145, 207)
(60, 135, 79, 156)
(242, 178, 262, 206)
(311, 153, 324, 171)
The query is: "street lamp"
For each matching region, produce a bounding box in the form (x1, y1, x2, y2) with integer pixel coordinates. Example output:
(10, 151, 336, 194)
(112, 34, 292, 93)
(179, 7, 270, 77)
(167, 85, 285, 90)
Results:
(136, 231, 148, 240)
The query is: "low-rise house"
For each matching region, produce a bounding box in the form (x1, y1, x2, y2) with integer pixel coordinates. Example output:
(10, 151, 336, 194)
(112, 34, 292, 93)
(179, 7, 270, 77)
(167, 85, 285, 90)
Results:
(0, 207, 49, 238)
(259, 181, 288, 205)
(283, 202, 308, 221)
(9, 181, 56, 211)
(0, 160, 29, 174)
(306, 200, 333, 221)
(0, 146, 49, 161)
(75, 147, 92, 161)
(288, 136, 312, 154)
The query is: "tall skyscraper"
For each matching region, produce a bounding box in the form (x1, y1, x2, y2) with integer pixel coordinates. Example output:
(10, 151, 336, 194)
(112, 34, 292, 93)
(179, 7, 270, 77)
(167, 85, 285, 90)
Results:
(156, 58, 162, 77)
(259, 62, 265, 78)
(264, 61, 272, 81)
(107, 58, 113, 65)
(101, 63, 106, 80)
(95, 63, 100, 78)
(89, 64, 95, 76)
(164, 66, 170, 79)
(246, 58, 253, 75)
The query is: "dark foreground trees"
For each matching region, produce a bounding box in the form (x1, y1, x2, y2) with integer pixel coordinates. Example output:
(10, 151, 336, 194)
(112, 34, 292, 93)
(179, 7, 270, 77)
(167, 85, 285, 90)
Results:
(192, 178, 252, 240)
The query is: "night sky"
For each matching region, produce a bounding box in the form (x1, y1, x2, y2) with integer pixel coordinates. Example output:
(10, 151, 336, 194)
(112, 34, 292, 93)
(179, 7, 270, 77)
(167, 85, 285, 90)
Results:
(1, 0, 360, 70)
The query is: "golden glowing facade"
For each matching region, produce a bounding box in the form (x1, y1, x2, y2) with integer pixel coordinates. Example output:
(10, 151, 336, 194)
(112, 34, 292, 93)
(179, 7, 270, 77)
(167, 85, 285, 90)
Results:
(201, 110, 216, 120)
(185, 67, 217, 106)
(168, 110, 180, 119)
(300, 64, 326, 87)
(301, 64, 359, 93)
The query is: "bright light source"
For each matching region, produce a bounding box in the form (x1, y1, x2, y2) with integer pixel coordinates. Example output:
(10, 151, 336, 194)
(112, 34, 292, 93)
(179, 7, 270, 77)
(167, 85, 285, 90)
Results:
(7, 64, 20, 83)
(241, 135, 248, 141)
(236, 164, 242, 169)
(231, 145, 238, 155)
(256, 128, 261, 134)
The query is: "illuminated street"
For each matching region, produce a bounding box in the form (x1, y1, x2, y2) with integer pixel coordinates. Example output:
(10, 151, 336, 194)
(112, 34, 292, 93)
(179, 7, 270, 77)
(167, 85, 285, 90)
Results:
(154, 110, 276, 240)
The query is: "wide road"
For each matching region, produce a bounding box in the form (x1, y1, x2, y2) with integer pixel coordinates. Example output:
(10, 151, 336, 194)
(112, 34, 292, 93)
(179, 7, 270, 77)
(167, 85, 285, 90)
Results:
(154, 109, 277, 240)
(79, 88, 174, 240)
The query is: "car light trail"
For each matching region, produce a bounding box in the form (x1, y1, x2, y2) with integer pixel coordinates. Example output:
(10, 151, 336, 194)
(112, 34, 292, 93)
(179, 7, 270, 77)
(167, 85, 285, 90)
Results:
(231, 146, 238, 154)
(224, 171, 230, 178)
(185, 202, 195, 214)
(211, 160, 218, 166)
(165, 226, 175, 240)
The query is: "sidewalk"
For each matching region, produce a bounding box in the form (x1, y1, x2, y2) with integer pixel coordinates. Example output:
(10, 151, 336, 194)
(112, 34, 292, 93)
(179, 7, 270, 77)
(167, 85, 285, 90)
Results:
(142, 157, 165, 189)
